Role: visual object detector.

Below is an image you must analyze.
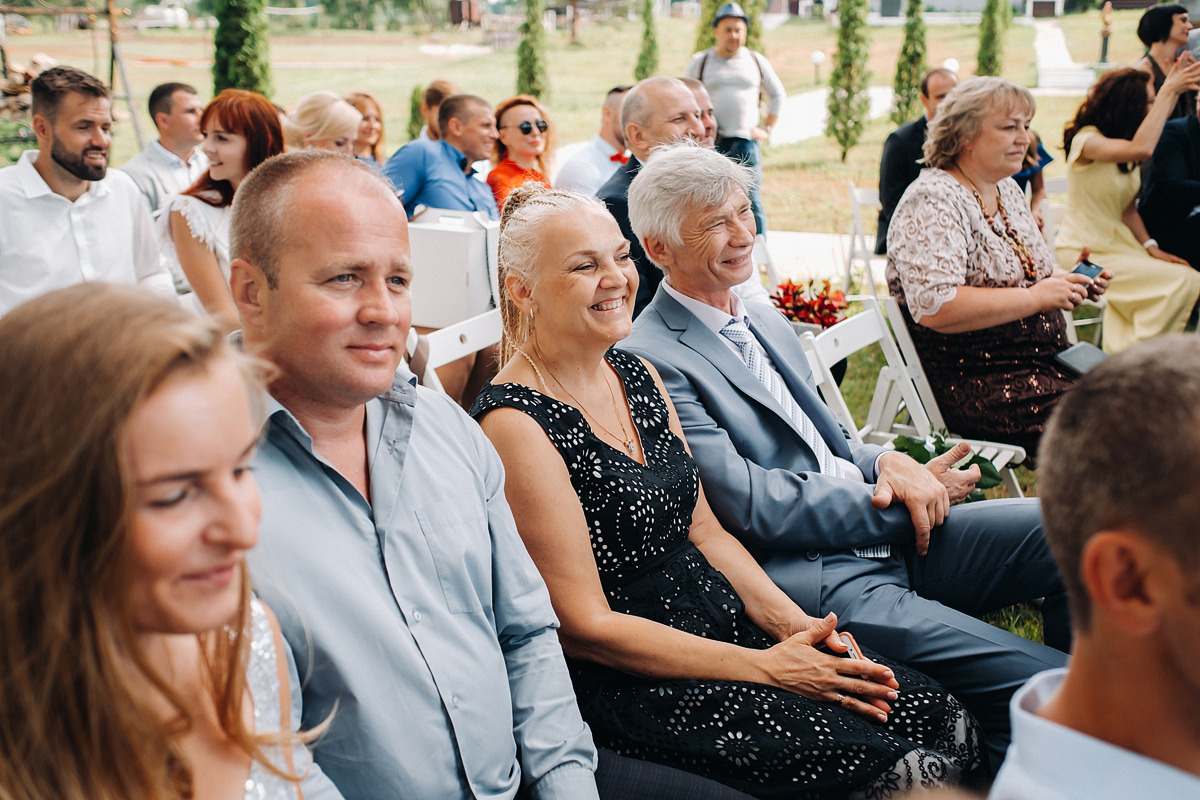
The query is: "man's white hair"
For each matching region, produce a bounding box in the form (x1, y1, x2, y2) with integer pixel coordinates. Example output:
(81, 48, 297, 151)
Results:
(628, 141, 754, 270)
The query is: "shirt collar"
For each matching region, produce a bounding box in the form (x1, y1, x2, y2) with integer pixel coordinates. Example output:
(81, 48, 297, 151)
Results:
(150, 138, 200, 169)
(14, 149, 108, 202)
(438, 139, 470, 172)
(592, 135, 620, 158)
(662, 279, 748, 335)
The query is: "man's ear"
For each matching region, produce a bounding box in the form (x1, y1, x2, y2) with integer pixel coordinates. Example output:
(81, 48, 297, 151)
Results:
(230, 258, 265, 331)
(31, 113, 52, 143)
(625, 122, 646, 154)
(444, 115, 464, 139)
(152, 110, 170, 133)
(1081, 531, 1165, 637)
(642, 234, 675, 272)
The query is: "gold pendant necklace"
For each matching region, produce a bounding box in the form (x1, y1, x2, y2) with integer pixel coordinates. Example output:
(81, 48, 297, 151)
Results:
(515, 347, 638, 457)
(956, 167, 1039, 282)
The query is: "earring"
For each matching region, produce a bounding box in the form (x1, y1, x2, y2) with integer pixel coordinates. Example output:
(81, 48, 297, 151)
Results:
(529, 307, 535, 323)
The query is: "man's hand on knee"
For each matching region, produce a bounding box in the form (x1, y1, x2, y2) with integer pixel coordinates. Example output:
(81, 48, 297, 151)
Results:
(871, 451, 951, 555)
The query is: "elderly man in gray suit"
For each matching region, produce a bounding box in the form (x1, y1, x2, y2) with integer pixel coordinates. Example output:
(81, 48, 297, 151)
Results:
(622, 142, 1068, 772)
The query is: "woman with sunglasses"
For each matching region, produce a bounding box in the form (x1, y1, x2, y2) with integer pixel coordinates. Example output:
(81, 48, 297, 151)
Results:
(487, 95, 556, 208)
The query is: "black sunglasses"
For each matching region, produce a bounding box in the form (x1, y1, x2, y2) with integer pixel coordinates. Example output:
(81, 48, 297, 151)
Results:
(502, 119, 548, 135)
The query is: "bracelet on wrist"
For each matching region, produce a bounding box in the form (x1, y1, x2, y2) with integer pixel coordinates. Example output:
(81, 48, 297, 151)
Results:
(1143, 238, 1158, 250)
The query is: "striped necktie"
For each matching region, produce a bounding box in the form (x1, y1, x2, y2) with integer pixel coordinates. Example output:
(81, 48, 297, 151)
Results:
(720, 318, 890, 559)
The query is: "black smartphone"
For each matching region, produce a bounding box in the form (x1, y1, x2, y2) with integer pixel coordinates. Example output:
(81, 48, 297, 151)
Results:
(1072, 259, 1104, 281)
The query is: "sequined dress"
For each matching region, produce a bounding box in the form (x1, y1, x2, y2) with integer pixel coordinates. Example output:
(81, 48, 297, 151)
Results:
(887, 169, 1074, 459)
(244, 597, 308, 800)
(471, 348, 984, 799)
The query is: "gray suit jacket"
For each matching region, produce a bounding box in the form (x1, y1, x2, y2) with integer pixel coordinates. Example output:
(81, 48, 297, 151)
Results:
(623, 286, 920, 611)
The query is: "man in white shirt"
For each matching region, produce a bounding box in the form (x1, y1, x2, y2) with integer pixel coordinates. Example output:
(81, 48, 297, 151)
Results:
(555, 85, 630, 195)
(0, 66, 174, 317)
(685, 1, 785, 236)
(119, 82, 207, 215)
(991, 334, 1200, 799)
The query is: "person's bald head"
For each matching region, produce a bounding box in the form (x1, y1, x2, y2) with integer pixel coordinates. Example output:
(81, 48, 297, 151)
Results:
(620, 77, 706, 162)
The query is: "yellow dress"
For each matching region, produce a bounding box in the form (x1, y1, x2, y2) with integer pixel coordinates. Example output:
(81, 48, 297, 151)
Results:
(1054, 126, 1200, 353)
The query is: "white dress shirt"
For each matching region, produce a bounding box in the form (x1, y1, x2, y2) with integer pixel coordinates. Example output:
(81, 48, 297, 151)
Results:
(0, 150, 176, 316)
(991, 669, 1200, 799)
(555, 135, 623, 196)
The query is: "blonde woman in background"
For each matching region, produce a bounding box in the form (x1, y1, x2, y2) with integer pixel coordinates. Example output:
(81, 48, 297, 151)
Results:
(282, 91, 361, 154)
(0, 284, 340, 800)
(344, 90, 385, 171)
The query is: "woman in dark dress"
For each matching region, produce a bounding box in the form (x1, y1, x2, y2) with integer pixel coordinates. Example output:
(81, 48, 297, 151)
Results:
(470, 184, 984, 799)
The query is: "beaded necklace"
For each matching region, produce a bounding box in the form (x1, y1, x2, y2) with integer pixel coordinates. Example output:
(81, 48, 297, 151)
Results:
(956, 168, 1039, 282)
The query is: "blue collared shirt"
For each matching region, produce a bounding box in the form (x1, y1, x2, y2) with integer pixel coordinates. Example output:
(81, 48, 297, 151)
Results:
(247, 368, 598, 800)
(990, 668, 1200, 799)
(383, 138, 499, 219)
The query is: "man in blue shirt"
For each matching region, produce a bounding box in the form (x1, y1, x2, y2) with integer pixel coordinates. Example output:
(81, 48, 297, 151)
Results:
(228, 150, 597, 799)
(384, 93, 500, 219)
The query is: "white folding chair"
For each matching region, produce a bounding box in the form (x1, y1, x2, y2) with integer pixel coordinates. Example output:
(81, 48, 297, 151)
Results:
(805, 299, 1026, 498)
(844, 182, 883, 298)
(405, 309, 502, 395)
(753, 233, 781, 290)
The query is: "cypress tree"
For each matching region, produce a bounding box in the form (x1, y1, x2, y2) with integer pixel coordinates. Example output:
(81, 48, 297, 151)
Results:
(212, 0, 272, 96)
(516, 0, 549, 98)
(407, 85, 423, 141)
(635, 0, 659, 81)
(891, 0, 926, 125)
(825, 0, 870, 162)
(977, 0, 1003, 76)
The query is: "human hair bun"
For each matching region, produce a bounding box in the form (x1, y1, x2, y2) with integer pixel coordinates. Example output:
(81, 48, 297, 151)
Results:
(500, 181, 550, 231)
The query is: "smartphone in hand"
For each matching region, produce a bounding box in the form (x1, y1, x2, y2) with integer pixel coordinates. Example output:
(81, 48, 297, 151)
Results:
(1072, 259, 1104, 281)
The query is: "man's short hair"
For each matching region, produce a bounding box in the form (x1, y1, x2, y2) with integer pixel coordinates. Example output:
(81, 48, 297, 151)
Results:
(148, 82, 198, 120)
(1137, 4, 1188, 46)
(628, 141, 753, 268)
(436, 94, 489, 138)
(423, 79, 458, 109)
(620, 76, 682, 134)
(678, 76, 705, 92)
(230, 150, 386, 288)
(919, 68, 957, 98)
(607, 84, 632, 98)
(30, 66, 109, 123)
(1039, 334, 1200, 630)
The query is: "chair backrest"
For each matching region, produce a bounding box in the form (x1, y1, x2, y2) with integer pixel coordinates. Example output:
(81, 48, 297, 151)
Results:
(847, 182, 881, 258)
(407, 309, 502, 393)
(872, 295, 948, 432)
(809, 302, 934, 446)
(753, 233, 781, 290)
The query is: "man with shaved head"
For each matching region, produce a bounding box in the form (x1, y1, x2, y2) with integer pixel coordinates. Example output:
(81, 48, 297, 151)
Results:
(596, 76, 706, 317)
(556, 85, 631, 195)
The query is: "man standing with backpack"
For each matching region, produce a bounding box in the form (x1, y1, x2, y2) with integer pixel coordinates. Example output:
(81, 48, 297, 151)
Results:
(685, 1, 786, 237)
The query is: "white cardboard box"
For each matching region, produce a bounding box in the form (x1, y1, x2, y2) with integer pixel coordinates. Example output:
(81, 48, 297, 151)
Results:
(408, 208, 500, 329)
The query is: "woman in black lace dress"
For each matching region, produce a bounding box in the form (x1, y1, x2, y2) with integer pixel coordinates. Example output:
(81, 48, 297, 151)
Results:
(470, 184, 985, 799)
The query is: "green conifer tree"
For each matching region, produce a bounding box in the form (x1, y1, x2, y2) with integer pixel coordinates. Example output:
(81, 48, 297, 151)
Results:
(635, 0, 659, 81)
(976, 0, 1003, 76)
(212, 0, 272, 95)
(890, 0, 926, 125)
(407, 85, 423, 141)
(825, 0, 870, 162)
(516, 0, 549, 99)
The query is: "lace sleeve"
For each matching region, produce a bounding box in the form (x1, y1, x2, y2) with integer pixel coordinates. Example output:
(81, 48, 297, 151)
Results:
(886, 172, 971, 321)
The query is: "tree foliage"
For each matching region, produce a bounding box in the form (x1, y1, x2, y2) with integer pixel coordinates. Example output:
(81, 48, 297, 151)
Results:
(694, 0, 765, 54)
(976, 0, 1003, 76)
(516, 0, 549, 98)
(212, 0, 272, 95)
(407, 84, 423, 141)
(825, 0, 870, 162)
(635, 0, 659, 81)
(890, 0, 926, 125)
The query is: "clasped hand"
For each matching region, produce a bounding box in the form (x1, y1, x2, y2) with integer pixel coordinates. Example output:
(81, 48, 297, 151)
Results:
(872, 444, 977, 555)
(762, 612, 899, 722)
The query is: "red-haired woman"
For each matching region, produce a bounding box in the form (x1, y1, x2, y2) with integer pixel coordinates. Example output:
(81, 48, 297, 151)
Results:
(159, 89, 284, 332)
(487, 95, 555, 208)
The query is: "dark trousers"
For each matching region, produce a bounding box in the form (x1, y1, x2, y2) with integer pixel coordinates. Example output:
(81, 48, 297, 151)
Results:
(716, 136, 767, 237)
(594, 749, 755, 799)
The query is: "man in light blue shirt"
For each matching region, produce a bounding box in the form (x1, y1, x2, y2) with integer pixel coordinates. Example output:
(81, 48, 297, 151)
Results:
(228, 150, 597, 800)
(118, 82, 207, 215)
(990, 334, 1200, 799)
(384, 93, 500, 219)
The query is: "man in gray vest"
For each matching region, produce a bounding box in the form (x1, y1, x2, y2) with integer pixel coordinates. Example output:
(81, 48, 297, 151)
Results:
(119, 82, 207, 215)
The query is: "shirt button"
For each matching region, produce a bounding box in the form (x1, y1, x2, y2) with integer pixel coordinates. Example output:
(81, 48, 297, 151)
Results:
(413, 610, 422, 622)
(452, 695, 460, 708)
(805, 549, 820, 561)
